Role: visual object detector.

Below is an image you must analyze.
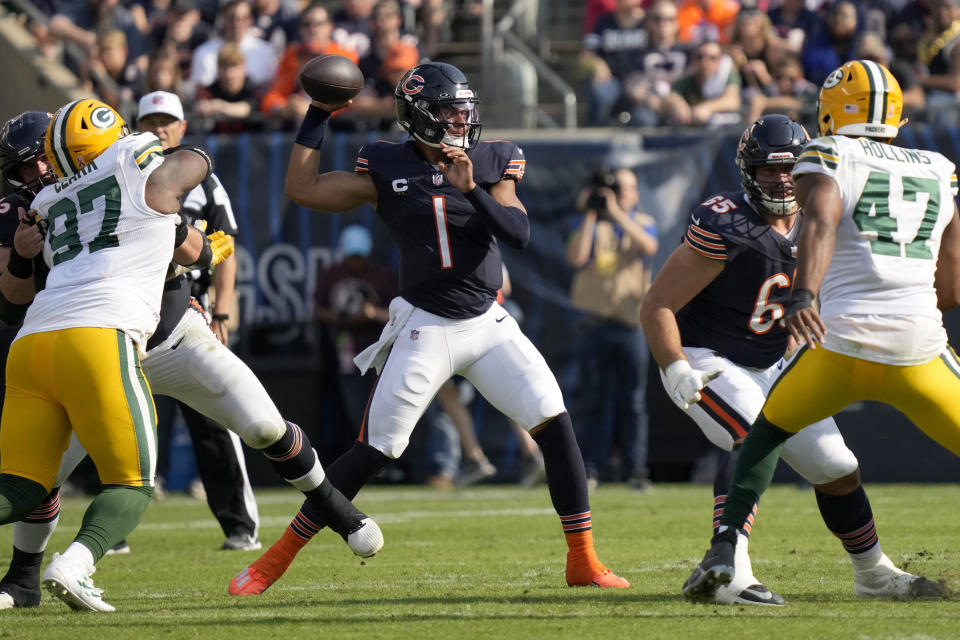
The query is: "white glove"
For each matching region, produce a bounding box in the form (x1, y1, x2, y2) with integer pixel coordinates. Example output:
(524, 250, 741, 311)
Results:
(664, 360, 723, 410)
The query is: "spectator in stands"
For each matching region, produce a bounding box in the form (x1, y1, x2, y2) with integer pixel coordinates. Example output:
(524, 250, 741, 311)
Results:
(314, 225, 397, 450)
(22, 0, 59, 59)
(893, 0, 934, 37)
(416, 0, 452, 58)
(583, 0, 617, 34)
(615, 0, 688, 126)
(662, 39, 742, 126)
(129, 0, 176, 36)
(801, 0, 862, 85)
(350, 41, 420, 130)
(260, 4, 359, 124)
(676, 0, 739, 45)
(752, 52, 818, 122)
(917, 0, 960, 126)
(251, 0, 299, 56)
(856, 30, 925, 111)
(580, 0, 647, 126)
(87, 29, 143, 118)
(333, 0, 376, 60)
(190, 0, 278, 90)
(729, 9, 790, 126)
(566, 167, 657, 492)
(358, 0, 420, 82)
(142, 47, 187, 100)
(50, 0, 147, 65)
(194, 43, 264, 133)
(768, 0, 823, 52)
(150, 0, 212, 82)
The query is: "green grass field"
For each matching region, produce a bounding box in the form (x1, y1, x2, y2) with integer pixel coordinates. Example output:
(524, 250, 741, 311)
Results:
(1, 483, 957, 639)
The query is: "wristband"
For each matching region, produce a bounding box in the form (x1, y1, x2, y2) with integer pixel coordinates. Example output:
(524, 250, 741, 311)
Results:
(6, 247, 33, 279)
(173, 217, 189, 248)
(294, 105, 331, 149)
(212, 313, 229, 322)
(785, 288, 815, 315)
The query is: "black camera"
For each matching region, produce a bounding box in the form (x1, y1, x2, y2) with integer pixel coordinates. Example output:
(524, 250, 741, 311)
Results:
(585, 169, 619, 214)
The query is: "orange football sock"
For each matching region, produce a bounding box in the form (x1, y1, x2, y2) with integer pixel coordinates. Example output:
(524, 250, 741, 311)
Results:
(250, 527, 309, 582)
(564, 529, 602, 570)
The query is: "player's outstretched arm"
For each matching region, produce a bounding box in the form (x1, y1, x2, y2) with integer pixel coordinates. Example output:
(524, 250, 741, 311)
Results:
(284, 102, 377, 213)
(146, 147, 212, 214)
(640, 243, 724, 371)
(640, 243, 725, 409)
(935, 200, 960, 311)
(786, 173, 842, 346)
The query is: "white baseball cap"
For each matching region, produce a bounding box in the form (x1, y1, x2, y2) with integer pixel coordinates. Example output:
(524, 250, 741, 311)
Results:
(137, 91, 185, 122)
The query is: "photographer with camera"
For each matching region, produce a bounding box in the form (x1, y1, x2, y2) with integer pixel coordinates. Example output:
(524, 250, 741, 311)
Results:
(566, 167, 658, 491)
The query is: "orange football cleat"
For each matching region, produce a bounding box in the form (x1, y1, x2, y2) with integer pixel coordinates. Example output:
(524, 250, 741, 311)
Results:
(565, 554, 630, 588)
(228, 567, 276, 596)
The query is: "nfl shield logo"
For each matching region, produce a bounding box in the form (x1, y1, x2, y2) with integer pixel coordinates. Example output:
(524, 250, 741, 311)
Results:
(432, 173, 443, 186)
(410, 329, 420, 340)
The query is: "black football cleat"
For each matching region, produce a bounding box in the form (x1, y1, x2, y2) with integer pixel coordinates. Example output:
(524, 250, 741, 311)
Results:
(682, 528, 737, 603)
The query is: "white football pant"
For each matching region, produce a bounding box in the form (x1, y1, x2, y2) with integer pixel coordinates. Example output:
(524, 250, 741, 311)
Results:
(661, 346, 858, 485)
(364, 298, 566, 459)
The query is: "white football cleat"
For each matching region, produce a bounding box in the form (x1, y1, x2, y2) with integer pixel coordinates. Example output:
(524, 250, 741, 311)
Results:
(854, 553, 946, 600)
(43, 552, 116, 612)
(714, 529, 785, 606)
(347, 518, 384, 558)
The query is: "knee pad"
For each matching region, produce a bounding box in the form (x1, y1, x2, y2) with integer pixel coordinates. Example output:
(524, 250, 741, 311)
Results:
(781, 421, 859, 485)
(238, 419, 286, 449)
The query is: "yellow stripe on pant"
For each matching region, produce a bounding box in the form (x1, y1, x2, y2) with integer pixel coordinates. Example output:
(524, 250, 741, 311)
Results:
(0, 327, 157, 490)
(763, 345, 960, 457)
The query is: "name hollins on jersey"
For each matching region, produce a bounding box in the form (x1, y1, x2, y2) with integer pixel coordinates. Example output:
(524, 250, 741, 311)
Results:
(857, 138, 932, 165)
(53, 160, 99, 192)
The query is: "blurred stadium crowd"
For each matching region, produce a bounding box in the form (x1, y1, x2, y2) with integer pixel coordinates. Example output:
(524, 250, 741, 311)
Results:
(8, 0, 960, 133)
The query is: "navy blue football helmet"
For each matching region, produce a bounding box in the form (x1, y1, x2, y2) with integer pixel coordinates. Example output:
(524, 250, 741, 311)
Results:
(394, 62, 481, 149)
(0, 110, 55, 196)
(736, 114, 809, 217)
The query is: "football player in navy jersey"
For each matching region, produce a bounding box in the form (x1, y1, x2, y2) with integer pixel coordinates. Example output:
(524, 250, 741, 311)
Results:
(640, 114, 934, 605)
(229, 61, 630, 595)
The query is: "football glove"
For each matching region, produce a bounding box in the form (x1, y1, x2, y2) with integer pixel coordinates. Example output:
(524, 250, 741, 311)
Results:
(664, 360, 723, 410)
(169, 230, 234, 279)
(207, 230, 234, 266)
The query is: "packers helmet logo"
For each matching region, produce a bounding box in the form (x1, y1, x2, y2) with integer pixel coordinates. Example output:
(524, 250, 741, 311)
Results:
(823, 68, 843, 89)
(401, 74, 424, 95)
(90, 107, 117, 129)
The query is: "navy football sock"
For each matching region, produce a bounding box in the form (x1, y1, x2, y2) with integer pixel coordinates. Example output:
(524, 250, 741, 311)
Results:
(532, 412, 590, 518)
(261, 420, 318, 483)
(299, 442, 391, 536)
(816, 485, 878, 554)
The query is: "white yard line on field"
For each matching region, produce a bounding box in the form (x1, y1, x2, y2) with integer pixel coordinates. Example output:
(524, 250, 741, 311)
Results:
(136, 506, 555, 531)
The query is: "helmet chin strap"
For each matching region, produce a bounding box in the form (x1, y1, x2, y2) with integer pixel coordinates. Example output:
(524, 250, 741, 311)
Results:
(412, 131, 471, 149)
(441, 133, 470, 148)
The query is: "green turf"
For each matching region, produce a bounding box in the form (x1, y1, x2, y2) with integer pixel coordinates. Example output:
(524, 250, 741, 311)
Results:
(0, 484, 957, 639)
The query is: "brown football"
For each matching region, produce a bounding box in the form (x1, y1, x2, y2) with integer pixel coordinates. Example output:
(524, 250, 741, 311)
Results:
(298, 54, 365, 104)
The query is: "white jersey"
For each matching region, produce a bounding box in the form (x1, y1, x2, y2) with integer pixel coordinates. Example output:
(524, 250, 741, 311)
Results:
(793, 135, 959, 365)
(19, 132, 175, 347)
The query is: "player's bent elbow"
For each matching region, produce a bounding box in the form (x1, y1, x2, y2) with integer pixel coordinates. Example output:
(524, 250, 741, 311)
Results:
(0, 291, 29, 326)
(509, 226, 531, 250)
